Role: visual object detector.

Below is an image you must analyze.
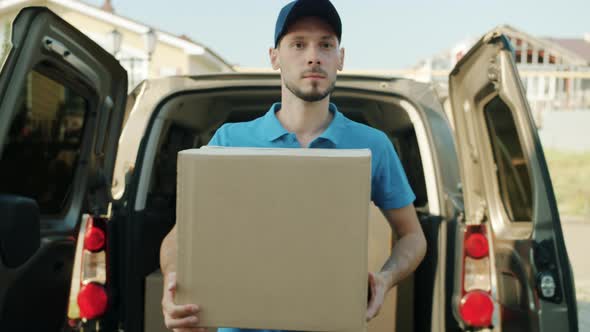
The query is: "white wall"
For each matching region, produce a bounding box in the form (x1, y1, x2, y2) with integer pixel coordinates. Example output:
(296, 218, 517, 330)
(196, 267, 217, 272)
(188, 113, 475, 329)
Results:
(538, 109, 590, 151)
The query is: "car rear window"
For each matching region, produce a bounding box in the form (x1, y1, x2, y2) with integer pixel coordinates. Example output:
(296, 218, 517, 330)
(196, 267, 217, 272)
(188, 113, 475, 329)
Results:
(0, 68, 88, 216)
(484, 96, 533, 222)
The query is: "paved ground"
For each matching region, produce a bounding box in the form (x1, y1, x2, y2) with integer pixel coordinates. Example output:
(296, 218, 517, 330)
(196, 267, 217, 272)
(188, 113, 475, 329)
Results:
(561, 218, 590, 331)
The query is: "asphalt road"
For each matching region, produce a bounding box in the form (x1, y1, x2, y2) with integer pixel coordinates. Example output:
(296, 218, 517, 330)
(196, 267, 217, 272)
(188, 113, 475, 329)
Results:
(561, 218, 590, 331)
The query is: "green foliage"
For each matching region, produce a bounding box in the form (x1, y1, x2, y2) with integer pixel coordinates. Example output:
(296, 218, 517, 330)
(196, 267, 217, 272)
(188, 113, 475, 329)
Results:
(545, 149, 590, 220)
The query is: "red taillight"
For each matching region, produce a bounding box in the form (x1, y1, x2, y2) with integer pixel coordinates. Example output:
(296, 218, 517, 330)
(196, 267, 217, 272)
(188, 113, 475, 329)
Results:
(459, 291, 494, 327)
(465, 233, 489, 258)
(84, 226, 105, 252)
(78, 283, 108, 319)
(460, 225, 494, 327)
(68, 215, 109, 323)
(83, 217, 107, 252)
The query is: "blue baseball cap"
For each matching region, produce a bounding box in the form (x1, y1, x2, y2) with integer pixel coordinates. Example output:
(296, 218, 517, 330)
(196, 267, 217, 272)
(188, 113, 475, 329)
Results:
(274, 0, 342, 48)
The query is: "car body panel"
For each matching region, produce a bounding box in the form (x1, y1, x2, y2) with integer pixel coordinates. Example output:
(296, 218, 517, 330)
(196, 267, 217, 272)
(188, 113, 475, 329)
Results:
(449, 30, 577, 331)
(0, 6, 127, 329)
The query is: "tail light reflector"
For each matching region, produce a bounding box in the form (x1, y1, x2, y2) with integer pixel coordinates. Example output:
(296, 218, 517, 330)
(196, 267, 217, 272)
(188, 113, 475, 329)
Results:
(465, 232, 489, 258)
(459, 290, 494, 327)
(78, 282, 108, 320)
(84, 225, 105, 252)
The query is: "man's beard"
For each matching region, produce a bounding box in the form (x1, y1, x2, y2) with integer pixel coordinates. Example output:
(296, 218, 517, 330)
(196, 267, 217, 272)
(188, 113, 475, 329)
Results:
(285, 77, 336, 102)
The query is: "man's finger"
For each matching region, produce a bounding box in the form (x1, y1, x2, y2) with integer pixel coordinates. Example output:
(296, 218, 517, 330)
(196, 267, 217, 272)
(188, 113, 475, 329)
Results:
(367, 272, 376, 304)
(169, 304, 200, 319)
(366, 300, 374, 320)
(165, 315, 200, 329)
(175, 328, 207, 332)
(167, 272, 177, 291)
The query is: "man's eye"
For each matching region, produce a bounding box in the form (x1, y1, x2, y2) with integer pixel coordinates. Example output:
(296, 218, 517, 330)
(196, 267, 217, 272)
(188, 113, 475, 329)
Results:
(294, 42, 304, 49)
(322, 43, 333, 49)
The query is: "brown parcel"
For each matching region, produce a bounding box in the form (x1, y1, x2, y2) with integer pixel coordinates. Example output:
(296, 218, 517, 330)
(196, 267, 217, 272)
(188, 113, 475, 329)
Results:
(176, 147, 371, 332)
(144, 205, 395, 332)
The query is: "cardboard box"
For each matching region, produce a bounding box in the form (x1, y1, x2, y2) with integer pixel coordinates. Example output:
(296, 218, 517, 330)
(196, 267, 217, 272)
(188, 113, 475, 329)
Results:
(176, 147, 371, 332)
(366, 203, 397, 332)
(144, 204, 396, 332)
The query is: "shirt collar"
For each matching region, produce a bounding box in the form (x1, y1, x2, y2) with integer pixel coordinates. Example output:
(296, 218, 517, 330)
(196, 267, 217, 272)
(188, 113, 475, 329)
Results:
(264, 102, 347, 145)
(264, 103, 290, 141)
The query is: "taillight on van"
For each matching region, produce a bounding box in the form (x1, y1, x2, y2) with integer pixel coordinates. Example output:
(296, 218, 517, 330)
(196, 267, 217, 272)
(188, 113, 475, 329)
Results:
(459, 224, 494, 329)
(84, 225, 106, 252)
(67, 215, 109, 323)
(459, 290, 494, 327)
(78, 282, 108, 319)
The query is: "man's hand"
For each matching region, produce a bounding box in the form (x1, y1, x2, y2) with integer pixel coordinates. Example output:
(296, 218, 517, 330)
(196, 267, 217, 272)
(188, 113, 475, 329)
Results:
(366, 272, 388, 321)
(162, 272, 205, 332)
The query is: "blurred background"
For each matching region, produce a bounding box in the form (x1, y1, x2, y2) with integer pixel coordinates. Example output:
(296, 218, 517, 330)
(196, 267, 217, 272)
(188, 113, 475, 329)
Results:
(0, 0, 588, 329)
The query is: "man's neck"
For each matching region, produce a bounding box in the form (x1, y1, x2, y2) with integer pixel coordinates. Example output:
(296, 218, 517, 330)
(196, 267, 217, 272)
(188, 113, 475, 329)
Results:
(276, 91, 333, 140)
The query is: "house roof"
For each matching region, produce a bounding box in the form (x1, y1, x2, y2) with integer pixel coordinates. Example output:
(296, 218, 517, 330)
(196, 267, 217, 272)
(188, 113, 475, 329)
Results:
(488, 25, 590, 66)
(0, 0, 235, 71)
(546, 38, 590, 64)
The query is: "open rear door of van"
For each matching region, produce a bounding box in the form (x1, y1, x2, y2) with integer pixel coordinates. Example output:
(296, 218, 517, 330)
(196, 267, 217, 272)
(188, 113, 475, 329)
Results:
(448, 30, 577, 331)
(0, 7, 127, 330)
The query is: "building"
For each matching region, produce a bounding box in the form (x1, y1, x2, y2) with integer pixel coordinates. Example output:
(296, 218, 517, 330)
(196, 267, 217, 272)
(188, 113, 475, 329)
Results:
(0, 0, 235, 91)
(412, 25, 590, 114)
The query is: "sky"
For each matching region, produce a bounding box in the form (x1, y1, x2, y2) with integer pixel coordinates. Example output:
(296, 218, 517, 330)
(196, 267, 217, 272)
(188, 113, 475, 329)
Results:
(85, 0, 590, 70)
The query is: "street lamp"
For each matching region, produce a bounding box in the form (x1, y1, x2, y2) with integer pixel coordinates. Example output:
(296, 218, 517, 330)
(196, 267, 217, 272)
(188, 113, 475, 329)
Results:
(110, 28, 122, 56)
(108, 27, 158, 88)
(143, 28, 157, 61)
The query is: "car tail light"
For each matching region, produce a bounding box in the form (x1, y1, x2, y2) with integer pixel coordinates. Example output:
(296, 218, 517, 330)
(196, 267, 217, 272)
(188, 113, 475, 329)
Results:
(465, 233, 489, 258)
(459, 290, 494, 327)
(78, 282, 108, 319)
(67, 215, 109, 323)
(459, 224, 494, 328)
(84, 225, 105, 252)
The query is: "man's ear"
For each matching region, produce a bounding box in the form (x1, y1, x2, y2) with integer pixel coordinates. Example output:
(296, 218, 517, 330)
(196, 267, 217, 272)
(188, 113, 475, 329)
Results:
(269, 47, 280, 70)
(338, 47, 345, 71)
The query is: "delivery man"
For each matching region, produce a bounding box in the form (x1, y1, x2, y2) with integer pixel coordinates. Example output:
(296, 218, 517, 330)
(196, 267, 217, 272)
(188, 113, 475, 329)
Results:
(159, 0, 427, 331)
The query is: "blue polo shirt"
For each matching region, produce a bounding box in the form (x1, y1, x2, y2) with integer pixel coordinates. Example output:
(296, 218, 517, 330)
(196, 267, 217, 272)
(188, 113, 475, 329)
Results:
(208, 102, 415, 332)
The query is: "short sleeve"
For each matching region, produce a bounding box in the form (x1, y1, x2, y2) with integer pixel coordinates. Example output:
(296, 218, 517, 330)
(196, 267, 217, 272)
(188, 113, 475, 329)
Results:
(207, 124, 229, 146)
(371, 134, 416, 210)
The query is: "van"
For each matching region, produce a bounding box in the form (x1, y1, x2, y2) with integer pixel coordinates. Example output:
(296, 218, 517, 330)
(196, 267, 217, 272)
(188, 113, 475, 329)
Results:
(0, 7, 578, 332)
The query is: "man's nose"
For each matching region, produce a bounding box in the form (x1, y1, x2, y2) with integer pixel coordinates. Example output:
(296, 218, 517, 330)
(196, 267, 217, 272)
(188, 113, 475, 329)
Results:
(306, 46, 321, 65)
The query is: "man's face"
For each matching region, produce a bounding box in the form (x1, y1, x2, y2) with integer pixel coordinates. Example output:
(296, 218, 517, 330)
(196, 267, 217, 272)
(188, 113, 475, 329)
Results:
(270, 16, 344, 102)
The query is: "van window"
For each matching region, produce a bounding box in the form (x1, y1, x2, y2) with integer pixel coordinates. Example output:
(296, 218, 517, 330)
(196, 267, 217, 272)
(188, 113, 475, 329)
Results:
(483, 96, 533, 222)
(0, 69, 88, 216)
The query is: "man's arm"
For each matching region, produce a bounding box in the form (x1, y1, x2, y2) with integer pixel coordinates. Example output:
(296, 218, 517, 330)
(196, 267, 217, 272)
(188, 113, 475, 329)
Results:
(366, 203, 427, 320)
(379, 203, 427, 288)
(160, 225, 204, 331)
(160, 225, 177, 276)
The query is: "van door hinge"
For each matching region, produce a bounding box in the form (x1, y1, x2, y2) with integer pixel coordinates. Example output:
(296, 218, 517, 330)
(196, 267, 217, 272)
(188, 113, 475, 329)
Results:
(467, 200, 487, 225)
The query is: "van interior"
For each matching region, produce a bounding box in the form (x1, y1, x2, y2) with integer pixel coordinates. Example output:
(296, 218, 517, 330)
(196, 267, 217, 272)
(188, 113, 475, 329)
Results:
(120, 88, 443, 332)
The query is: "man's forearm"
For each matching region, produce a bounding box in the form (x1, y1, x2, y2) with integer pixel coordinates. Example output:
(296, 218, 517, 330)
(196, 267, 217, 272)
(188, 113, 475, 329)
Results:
(379, 232, 426, 289)
(160, 225, 178, 275)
